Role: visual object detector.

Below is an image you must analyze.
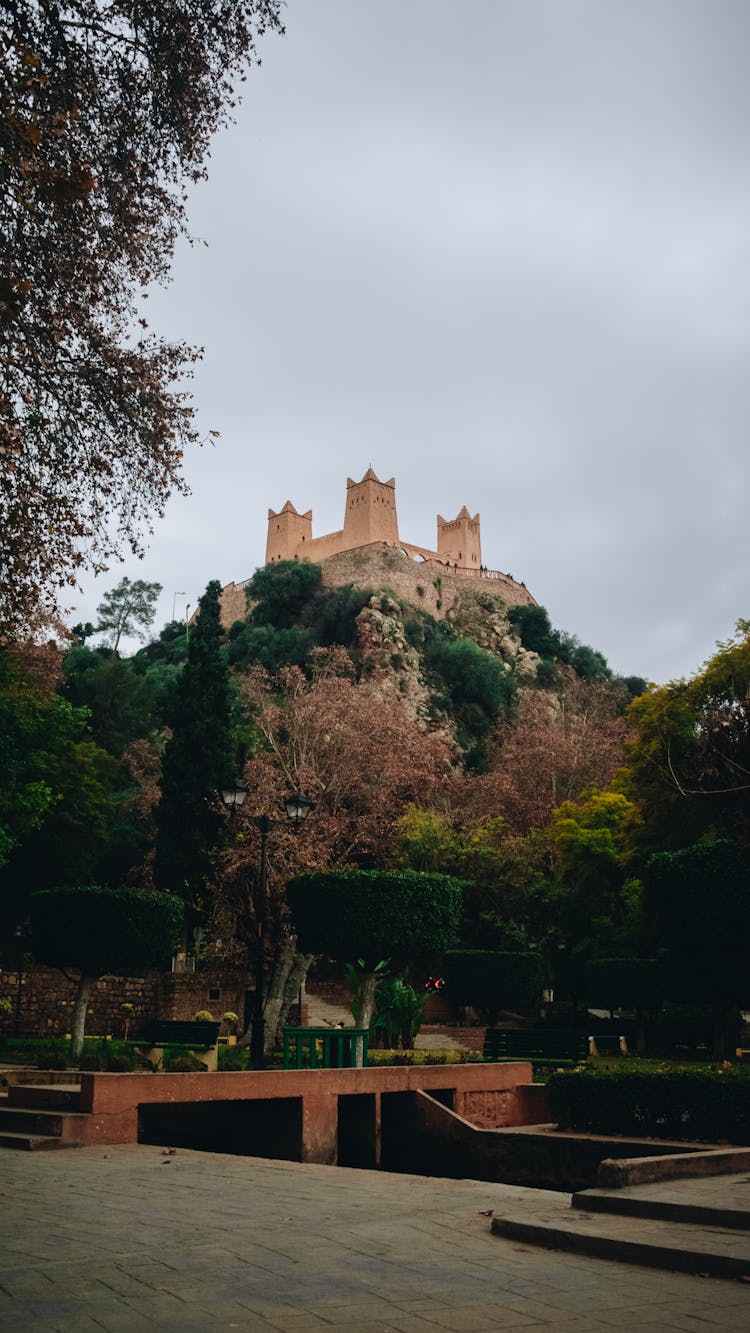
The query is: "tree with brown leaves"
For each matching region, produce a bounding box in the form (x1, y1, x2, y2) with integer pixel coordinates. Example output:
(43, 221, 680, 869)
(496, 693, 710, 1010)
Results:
(218, 655, 453, 1049)
(465, 671, 632, 832)
(0, 1, 283, 636)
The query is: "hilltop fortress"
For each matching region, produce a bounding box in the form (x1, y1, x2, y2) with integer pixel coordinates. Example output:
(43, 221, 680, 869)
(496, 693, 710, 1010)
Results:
(218, 469, 537, 626)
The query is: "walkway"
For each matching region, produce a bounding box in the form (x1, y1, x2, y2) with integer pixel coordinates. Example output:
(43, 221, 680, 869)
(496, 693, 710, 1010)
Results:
(1, 1145, 748, 1331)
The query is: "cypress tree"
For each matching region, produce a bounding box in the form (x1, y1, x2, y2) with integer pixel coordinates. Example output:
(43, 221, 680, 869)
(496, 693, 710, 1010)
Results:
(154, 581, 233, 909)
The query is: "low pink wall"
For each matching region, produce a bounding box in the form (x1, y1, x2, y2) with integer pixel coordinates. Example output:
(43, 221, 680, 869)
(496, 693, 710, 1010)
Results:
(77, 1063, 536, 1160)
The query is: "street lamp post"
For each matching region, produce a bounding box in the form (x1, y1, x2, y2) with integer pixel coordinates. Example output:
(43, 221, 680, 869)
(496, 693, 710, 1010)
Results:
(14, 924, 25, 1038)
(222, 782, 313, 1067)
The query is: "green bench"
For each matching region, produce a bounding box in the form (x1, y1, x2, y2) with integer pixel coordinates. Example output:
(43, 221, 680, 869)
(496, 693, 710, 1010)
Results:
(283, 1027, 369, 1070)
(138, 1019, 221, 1071)
(483, 1028, 589, 1068)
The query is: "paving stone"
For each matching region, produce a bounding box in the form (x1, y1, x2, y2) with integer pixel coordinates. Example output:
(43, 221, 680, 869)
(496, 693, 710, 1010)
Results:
(0, 1145, 749, 1332)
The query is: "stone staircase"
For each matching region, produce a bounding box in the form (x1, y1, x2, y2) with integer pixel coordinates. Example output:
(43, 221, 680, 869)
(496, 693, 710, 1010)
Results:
(0, 1080, 87, 1151)
(491, 1175, 750, 1278)
(304, 992, 354, 1028)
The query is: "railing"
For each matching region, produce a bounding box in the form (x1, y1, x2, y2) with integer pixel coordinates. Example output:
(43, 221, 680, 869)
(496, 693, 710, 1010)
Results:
(283, 1027, 369, 1070)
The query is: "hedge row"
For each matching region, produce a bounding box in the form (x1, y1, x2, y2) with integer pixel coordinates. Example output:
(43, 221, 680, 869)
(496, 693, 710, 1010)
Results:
(367, 1048, 484, 1067)
(548, 1065, 750, 1142)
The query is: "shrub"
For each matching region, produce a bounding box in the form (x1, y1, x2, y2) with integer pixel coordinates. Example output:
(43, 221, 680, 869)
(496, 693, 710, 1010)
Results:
(37, 1052, 67, 1070)
(194, 1010, 214, 1022)
(245, 561, 323, 628)
(548, 1064, 750, 1142)
(105, 1053, 134, 1072)
(219, 1045, 249, 1071)
(225, 621, 315, 671)
(366, 1048, 482, 1067)
(287, 869, 463, 963)
(79, 1053, 102, 1071)
(316, 584, 373, 647)
(165, 1055, 198, 1072)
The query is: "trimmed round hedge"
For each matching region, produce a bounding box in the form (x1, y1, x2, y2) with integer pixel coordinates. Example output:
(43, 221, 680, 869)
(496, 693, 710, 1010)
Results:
(30, 885, 183, 976)
(285, 869, 462, 966)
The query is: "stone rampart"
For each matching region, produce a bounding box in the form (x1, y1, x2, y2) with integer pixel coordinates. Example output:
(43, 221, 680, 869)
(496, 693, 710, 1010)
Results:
(318, 544, 536, 618)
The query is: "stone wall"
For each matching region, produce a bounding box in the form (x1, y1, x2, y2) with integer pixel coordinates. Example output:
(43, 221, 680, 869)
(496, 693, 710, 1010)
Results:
(219, 539, 536, 630)
(318, 544, 536, 618)
(0, 968, 247, 1038)
(218, 580, 250, 628)
(0, 968, 159, 1038)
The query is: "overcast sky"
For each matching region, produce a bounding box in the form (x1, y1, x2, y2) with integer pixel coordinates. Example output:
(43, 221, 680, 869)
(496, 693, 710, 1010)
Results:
(70, 0, 749, 682)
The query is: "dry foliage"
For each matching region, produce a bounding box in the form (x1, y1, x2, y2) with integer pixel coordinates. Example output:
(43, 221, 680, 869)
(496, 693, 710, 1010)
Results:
(0, 1, 283, 635)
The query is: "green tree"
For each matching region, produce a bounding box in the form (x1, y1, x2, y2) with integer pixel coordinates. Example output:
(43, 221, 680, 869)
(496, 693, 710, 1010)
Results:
(62, 645, 157, 755)
(94, 578, 162, 652)
(645, 839, 750, 1056)
(286, 869, 463, 1030)
(30, 886, 182, 1058)
(624, 620, 750, 854)
(10, 740, 118, 895)
(154, 581, 233, 911)
(425, 626, 516, 769)
(441, 950, 543, 1024)
(246, 562, 323, 628)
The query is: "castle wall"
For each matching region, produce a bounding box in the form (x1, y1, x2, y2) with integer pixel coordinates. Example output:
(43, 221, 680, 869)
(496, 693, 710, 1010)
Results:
(219, 581, 250, 627)
(317, 545, 537, 618)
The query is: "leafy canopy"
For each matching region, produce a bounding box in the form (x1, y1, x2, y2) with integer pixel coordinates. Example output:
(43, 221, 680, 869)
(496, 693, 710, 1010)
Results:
(93, 578, 162, 652)
(31, 885, 182, 977)
(286, 869, 463, 970)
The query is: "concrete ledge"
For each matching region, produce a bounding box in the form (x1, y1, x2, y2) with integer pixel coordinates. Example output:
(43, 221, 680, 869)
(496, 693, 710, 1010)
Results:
(491, 1211, 750, 1279)
(574, 1187, 750, 1231)
(598, 1147, 750, 1188)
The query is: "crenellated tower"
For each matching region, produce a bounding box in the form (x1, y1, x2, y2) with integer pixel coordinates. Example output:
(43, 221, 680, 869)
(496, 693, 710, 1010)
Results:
(342, 468, 399, 548)
(265, 500, 313, 564)
(436, 505, 482, 569)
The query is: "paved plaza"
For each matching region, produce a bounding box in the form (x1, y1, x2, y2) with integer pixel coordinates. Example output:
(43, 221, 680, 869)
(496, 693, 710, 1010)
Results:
(1, 1145, 749, 1332)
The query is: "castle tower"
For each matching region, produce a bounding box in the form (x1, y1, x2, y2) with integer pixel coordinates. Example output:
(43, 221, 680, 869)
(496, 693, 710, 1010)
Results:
(265, 500, 313, 563)
(341, 468, 399, 548)
(436, 506, 482, 569)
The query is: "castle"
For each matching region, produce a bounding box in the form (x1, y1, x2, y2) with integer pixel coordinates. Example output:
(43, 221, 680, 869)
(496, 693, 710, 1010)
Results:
(266, 468, 483, 570)
(216, 468, 537, 627)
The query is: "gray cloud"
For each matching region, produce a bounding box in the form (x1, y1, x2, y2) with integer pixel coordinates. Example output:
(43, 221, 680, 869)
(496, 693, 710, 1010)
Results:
(69, 0, 750, 682)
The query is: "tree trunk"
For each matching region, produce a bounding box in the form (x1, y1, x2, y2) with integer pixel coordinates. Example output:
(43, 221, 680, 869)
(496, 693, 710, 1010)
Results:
(711, 1008, 726, 1060)
(271, 951, 313, 1053)
(70, 974, 96, 1062)
(358, 972, 378, 1031)
(259, 937, 297, 1053)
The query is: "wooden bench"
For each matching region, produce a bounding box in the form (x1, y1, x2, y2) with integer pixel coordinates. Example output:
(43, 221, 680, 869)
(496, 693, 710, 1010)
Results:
(589, 1034, 629, 1057)
(483, 1028, 589, 1068)
(138, 1020, 221, 1071)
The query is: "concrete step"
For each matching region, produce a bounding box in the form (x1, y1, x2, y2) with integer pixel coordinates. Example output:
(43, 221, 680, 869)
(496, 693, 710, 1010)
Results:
(7, 1082, 82, 1111)
(0, 1107, 66, 1135)
(491, 1191, 750, 1279)
(0, 1130, 67, 1151)
(574, 1182, 750, 1231)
